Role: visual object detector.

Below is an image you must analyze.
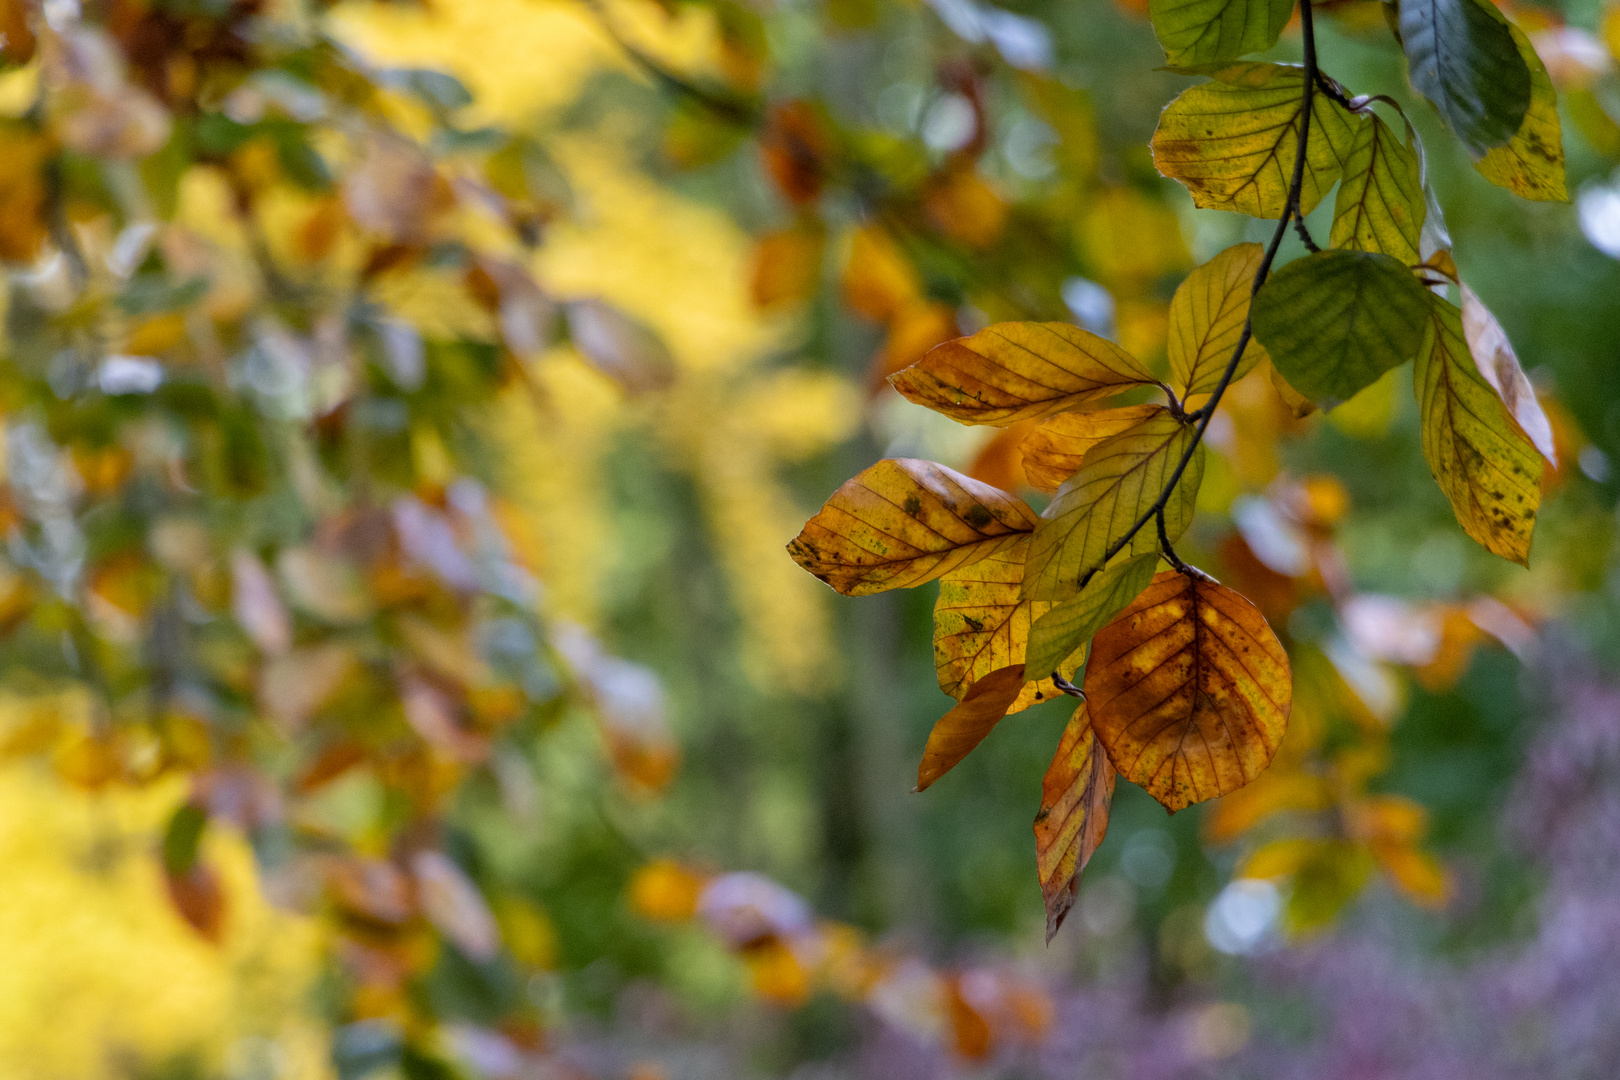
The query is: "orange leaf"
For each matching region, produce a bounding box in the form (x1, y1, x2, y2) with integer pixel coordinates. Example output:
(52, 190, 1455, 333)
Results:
(750, 224, 825, 309)
(1083, 571, 1292, 812)
(890, 322, 1158, 426)
(166, 862, 227, 943)
(1034, 704, 1115, 941)
(1018, 404, 1165, 495)
(842, 225, 921, 322)
(915, 664, 1027, 791)
(787, 459, 1037, 596)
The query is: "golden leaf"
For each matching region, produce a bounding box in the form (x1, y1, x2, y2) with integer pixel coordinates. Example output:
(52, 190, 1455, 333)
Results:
(914, 664, 1027, 791)
(889, 322, 1158, 427)
(1083, 570, 1292, 812)
(787, 459, 1037, 596)
(1167, 242, 1269, 397)
(1033, 704, 1115, 941)
(1019, 404, 1165, 495)
(1024, 408, 1203, 601)
(750, 224, 826, 310)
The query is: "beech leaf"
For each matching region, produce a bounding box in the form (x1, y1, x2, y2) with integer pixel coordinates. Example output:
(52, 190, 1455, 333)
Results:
(1149, 0, 1296, 67)
(1034, 705, 1116, 942)
(787, 459, 1037, 596)
(1167, 242, 1269, 397)
(1026, 552, 1159, 681)
(915, 664, 1028, 791)
(1473, 20, 1567, 201)
(1414, 296, 1543, 566)
(1330, 113, 1426, 266)
(1151, 63, 1359, 219)
(1400, 0, 1531, 157)
(1459, 284, 1556, 465)
(1019, 404, 1166, 495)
(1024, 408, 1204, 602)
(1251, 249, 1431, 407)
(1083, 570, 1292, 812)
(888, 321, 1158, 427)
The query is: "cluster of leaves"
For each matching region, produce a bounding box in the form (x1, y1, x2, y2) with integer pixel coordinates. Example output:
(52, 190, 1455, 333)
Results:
(788, 0, 1563, 936)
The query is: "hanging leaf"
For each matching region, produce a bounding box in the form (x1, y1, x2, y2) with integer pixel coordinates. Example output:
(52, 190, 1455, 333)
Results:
(1473, 20, 1567, 201)
(1167, 242, 1268, 397)
(1414, 297, 1542, 566)
(1083, 570, 1292, 812)
(1399, 0, 1531, 157)
(915, 664, 1028, 791)
(1026, 553, 1159, 680)
(1459, 284, 1556, 464)
(1019, 405, 1166, 495)
(1151, 63, 1360, 219)
(788, 459, 1037, 595)
(1251, 249, 1431, 407)
(1034, 705, 1116, 941)
(933, 537, 1072, 714)
(1024, 409, 1204, 601)
(1330, 113, 1426, 265)
(1149, 0, 1296, 66)
(888, 322, 1159, 427)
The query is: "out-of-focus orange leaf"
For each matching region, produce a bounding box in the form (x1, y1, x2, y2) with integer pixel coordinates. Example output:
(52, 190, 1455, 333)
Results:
(915, 664, 1026, 791)
(1203, 770, 1332, 844)
(1372, 842, 1451, 907)
(629, 859, 708, 922)
(1018, 404, 1164, 494)
(553, 623, 680, 794)
(54, 731, 124, 789)
(946, 975, 994, 1059)
(745, 938, 812, 1006)
(1238, 837, 1320, 881)
(123, 312, 189, 356)
(842, 225, 921, 322)
(934, 536, 1069, 713)
(749, 223, 825, 309)
(925, 169, 1008, 249)
(0, 0, 35, 63)
(1034, 705, 1115, 941)
(965, 420, 1034, 494)
(1411, 606, 1485, 691)
(166, 862, 227, 943)
(787, 458, 1036, 595)
(890, 322, 1158, 426)
(761, 100, 833, 205)
(1215, 533, 1300, 624)
(1084, 571, 1292, 812)
(870, 301, 958, 388)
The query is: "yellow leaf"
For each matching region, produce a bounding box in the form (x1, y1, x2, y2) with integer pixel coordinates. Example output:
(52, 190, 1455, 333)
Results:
(1151, 63, 1359, 219)
(932, 536, 1073, 714)
(1459, 284, 1557, 464)
(1329, 113, 1426, 265)
(1078, 186, 1192, 290)
(0, 125, 48, 262)
(889, 322, 1159, 427)
(1024, 408, 1203, 601)
(915, 664, 1027, 791)
(1083, 570, 1292, 812)
(1237, 837, 1320, 879)
(1033, 705, 1116, 941)
(1019, 404, 1165, 495)
(925, 168, 1008, 249)
(1371, 842, 1451, 907)
(629, 859, 708, 922)
(787, 459, 1038, 596)
(842, 225, 921, 322)
(1414, 297, 1543, 566)
(1167, 242, 1269, 397)
(1204, 771, 1332, 844)
(1475, 20, 1568, 202)
(750, 223, 826, 309)
(745, 938, 812, 1006)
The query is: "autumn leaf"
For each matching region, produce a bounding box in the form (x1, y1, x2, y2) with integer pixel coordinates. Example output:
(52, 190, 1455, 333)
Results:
(1024, 409, 1203, 601)
(933, 536, 1073, 714)
(1167, 242, 1268, 397)
(915, 664, 1028, 791)
(1151, 62, 1359, 219)
(1414, 296, 1543, 566)
(1459, 284, 1557, 466)
(1251, 249, 1431, 407)
(1025, 552, 1159, 680)
(1330, 113, 1426, 266)
(1400, 0, 1531, 157)
(750, 223, 826, 309)
(1083, 570, 1292, 812)
(1149, 0, 1295, 67)
(889, 322, 1159, 427)
(1473, 20, 1567, 201)
(788, 459, 1038, 595)
(1034, 705, 1115, 941)
(1019, 405, 1165, 495)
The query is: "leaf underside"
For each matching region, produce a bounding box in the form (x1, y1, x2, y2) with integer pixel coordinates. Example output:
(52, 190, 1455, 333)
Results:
(1035, 705, 1116, 941)
(916, 663, 1028, 791)
(1473, 19, 1566, 201)
(1399, 0, 1531, 157)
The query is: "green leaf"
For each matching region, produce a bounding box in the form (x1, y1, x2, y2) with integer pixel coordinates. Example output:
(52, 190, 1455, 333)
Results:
(1399, 0, 1531, 157)
(1414, 296, 1542, 566)
(1026, 553, 1159, 679)
(1474, 19, 1566, 201)
(1330, 113, 1426, 265)
(162, 802, 208, 875)
(1167, 242, 1269, 396)
(1024, 408, 1204, 601)
(1149, 0, 1296, 66)
(1251, 249, 1431, 407)
(1151, 63, 1360, 219)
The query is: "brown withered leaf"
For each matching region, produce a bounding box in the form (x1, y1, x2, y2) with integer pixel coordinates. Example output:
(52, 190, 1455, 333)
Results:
(1459, 284, 1556, 465)
(1083, 571, 1292, 812)
(889, 322, 1158, 426)
(788, 459, 1037, 596)
(933, 535, 1074, 714)
(915, 664, 1027, 791)
(1034, 705, 1115, 941)
(166, 862, 227, 943)
(1019, 404, 1164, 495)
